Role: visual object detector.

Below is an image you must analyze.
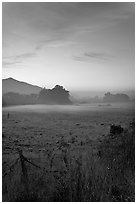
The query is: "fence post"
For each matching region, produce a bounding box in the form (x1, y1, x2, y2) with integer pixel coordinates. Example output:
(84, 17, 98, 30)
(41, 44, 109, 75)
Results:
(18, 149, 29, 200)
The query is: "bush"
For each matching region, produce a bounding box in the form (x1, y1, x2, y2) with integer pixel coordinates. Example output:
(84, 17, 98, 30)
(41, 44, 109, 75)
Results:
(98, 121, 135, 201)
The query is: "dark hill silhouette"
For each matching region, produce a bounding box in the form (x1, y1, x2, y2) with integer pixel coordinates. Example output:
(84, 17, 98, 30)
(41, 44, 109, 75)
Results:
(2, 78, 42, 95)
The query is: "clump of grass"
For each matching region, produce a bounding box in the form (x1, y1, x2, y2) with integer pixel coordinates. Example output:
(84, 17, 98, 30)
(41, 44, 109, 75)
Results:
(97, 121, 135, 201)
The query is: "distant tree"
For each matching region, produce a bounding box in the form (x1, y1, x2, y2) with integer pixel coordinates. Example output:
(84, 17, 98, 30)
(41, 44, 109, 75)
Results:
(2, 98, 7, 107)
(103, 92, 129, 102)
(2, 85, 72, 106)
(37, 88, 51, 104)
(2, 92, 37, 106)
(37, 85, 72, 104)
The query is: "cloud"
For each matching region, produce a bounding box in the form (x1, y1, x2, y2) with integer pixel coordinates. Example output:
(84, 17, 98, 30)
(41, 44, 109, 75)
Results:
(2, 60, 21, 67)
(14, 52, 35, 60)
(3, 3, 134, 60)
(35, 39, 77, 50)
(73, 51, 111, 63)
(84, 52, 110, 60)
(2, 52, 36, 67)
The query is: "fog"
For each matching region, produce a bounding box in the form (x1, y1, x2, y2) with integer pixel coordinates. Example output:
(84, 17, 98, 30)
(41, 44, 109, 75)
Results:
(70, 90, 135, 100)
(2, 103, 134, 114)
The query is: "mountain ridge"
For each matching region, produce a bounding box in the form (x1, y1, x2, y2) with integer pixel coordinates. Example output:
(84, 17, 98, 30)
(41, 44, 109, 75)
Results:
(2, 77, 42, 95)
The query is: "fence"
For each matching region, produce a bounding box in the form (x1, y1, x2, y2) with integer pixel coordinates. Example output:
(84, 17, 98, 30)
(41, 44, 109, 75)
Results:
(3, 148, 68, 196)
(3, 149, 65, 176)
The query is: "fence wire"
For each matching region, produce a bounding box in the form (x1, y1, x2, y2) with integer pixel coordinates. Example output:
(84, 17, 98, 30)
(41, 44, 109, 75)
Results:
(3, 157, 20, 177)
(3, 150, 66, 178)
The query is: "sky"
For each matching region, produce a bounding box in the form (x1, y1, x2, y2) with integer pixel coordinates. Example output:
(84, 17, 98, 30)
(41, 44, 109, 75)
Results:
(2, 2, 135, 94)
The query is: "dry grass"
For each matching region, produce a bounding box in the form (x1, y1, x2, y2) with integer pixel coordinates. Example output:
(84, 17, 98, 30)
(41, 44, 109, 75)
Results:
(2, 104, 135, 201)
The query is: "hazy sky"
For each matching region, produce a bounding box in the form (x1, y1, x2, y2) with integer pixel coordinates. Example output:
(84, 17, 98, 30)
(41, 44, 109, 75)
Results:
(2, 2, 135, 92)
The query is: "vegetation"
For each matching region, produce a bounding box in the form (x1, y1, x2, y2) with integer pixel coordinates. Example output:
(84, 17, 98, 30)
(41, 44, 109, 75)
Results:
(2, 121, 134, 202)
(2, 85, 72, 106)
(2, 92, 38, 106)
(37, 85, 72, 104)
(103, 92, 129, 102)
(97, 121, 135, 201)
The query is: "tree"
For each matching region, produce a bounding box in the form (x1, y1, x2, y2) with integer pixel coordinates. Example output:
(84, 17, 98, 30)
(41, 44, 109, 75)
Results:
(37, 85, 72, 104)
(103, 92, 129, 102)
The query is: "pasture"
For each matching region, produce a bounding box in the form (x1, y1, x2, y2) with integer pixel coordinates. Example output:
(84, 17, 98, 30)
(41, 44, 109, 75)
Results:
(2, 103, 135, 201)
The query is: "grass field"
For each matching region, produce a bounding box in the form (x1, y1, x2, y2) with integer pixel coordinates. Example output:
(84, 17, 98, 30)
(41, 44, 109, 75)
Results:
(2, 103, 135, 201)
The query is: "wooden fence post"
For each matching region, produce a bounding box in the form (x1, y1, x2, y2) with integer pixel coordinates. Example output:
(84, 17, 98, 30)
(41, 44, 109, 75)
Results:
(18, 149, 29, 200)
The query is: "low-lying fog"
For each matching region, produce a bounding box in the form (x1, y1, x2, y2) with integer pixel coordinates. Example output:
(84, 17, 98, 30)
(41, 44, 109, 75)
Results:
(2, 102, 135, 114)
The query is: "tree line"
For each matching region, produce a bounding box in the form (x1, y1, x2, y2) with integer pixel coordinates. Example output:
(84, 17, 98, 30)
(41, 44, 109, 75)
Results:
(2, 85, 72, 106)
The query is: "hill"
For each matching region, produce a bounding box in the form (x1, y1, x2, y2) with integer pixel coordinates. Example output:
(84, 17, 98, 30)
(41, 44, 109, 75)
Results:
(2, 78, 72, 106)
(2, 78, 42, 95)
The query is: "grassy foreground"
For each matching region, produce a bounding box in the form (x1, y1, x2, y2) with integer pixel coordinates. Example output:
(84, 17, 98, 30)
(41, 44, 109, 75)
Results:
(3, 121, 135, 202)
